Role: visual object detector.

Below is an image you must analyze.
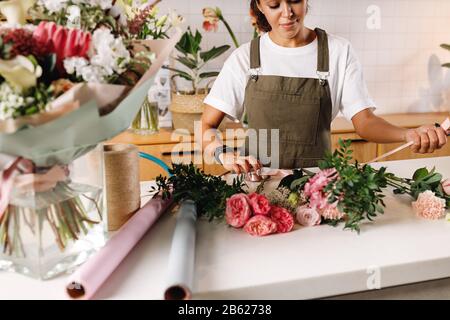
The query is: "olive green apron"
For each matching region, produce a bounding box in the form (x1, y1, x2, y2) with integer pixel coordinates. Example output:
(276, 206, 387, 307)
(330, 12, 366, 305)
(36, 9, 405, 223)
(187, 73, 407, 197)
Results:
(243, 28, 332, 169)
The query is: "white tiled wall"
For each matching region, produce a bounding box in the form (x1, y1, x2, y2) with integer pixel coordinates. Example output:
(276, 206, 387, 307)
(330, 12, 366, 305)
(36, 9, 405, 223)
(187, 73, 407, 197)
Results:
(157, 0, 450, 115)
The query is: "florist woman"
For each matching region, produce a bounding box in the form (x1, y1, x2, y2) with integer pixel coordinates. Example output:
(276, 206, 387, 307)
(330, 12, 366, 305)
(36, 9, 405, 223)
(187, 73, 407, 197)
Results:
(201, 0, 449, 173)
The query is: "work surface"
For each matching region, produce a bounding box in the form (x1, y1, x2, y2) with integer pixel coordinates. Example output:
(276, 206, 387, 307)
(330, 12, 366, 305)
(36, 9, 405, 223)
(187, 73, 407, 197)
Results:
(1, 157, 450, 299)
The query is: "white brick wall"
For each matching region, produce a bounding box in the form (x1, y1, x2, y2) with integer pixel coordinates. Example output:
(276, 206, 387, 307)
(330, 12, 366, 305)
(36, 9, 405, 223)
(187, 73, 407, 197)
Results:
(156, 0, 450, 115)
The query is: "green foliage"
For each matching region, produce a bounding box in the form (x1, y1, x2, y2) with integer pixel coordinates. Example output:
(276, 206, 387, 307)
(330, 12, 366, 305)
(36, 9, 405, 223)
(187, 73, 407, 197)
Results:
(390, 167, 450, 208)
(319, 139, 388, 233)
(29, 1, 121, 34)
(152, 163, 246, 221)
(166, 27, 230, 93)
(283, 139, 389, 233)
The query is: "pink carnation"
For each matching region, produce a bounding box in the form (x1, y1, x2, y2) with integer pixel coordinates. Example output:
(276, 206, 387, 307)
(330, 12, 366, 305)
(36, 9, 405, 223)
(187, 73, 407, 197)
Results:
(304, 168, 338, 196)
(304, 168, 339, 211)
(248, 193, 271, 216)
(270, 206, 294, 233)
(442, 179, 450, 196)
(412, 190, 446, 220)
(296, 205, 321, 227)
(226, 194, 252, 228)
(243, 215, 277, 237)
(320, 205, 345, 220)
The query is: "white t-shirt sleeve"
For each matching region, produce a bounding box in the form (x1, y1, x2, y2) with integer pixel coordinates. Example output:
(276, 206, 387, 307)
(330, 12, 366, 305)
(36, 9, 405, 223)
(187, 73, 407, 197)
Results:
(340, 43, 376, 121)
(203, 47, 248, 120)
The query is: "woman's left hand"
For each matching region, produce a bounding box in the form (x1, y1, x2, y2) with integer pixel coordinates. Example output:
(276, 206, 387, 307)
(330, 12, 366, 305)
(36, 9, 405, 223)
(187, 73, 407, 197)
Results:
(405, 125, 449, 154)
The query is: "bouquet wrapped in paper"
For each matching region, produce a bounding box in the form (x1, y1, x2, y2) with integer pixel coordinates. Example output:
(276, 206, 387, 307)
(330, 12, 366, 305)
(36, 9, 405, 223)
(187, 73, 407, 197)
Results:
(0, 4, 181, 279)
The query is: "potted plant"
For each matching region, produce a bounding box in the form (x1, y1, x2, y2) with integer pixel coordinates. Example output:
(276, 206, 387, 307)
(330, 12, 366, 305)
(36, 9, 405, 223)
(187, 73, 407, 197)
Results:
(166, 27, 229, 133)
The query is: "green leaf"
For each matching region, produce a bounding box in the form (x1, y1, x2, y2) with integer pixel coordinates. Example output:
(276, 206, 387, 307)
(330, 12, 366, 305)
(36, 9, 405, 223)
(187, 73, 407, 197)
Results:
(423, 173, 442, 185)
(442, 63, 450, 68)
(413, 167, 429, 181)
(199, 72, 220, 78)
(200, 45, 230, 63)
(175, 56, 198, 69)
(163, 67, 193, 81)
(441, 44, 450, 51)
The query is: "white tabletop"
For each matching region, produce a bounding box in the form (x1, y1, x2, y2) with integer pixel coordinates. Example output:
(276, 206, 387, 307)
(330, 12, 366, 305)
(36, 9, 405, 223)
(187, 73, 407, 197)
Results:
(1, 157, 450, 300)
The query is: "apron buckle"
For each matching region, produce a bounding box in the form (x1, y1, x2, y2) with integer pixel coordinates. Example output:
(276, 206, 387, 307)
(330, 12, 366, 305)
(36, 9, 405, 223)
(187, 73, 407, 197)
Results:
(317, 71, 330, 86)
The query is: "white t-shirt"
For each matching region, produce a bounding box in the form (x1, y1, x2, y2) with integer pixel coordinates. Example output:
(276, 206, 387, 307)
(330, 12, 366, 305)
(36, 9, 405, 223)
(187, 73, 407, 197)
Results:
(204, 32, 376, 122)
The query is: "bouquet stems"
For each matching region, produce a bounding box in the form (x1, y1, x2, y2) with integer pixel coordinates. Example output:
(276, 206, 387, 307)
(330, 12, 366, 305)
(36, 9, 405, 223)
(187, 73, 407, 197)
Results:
(0, 181, 102, 258)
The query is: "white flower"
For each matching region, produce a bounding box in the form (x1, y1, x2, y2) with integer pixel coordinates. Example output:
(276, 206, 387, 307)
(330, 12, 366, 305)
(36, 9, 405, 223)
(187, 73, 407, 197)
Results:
(0, 82, 24, 120)
(0, 0, 37, 25)
(63, 57, 89, 75)
(66, 4, 81, 28)
(38, 0, 68, 14)
(64, 29, 130, 83)
(0, 55, 42, 93)
(90, 28, 130, 74)
(79, 65, 108, 83)
(91, 0, 113, 10)
(168, 10, 184, 27)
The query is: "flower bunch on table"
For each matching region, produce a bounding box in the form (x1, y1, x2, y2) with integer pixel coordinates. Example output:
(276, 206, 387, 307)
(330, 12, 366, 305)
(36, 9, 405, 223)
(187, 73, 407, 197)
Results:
(386, 167, 450, 220)
(225, 192, 295, 237)
(262, 139, 390, 234)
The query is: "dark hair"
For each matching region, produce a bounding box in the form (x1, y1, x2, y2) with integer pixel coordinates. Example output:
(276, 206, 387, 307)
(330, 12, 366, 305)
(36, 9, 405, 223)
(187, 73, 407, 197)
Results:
(250, 0, 310, 33)
(250, 0, 272, 32)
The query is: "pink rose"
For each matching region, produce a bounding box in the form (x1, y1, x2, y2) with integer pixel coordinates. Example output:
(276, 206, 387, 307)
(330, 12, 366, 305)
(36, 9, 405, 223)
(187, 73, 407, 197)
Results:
(442, 179, 450, 196)
(243, 215, 277, 237)
(226, 194, 252, 228)
(320, 205, 345, 220)
(296, 205, 321, 227)
(270, 206, 294, 233)
(248, 193, 271, 216)
(412, 190, 446, 220)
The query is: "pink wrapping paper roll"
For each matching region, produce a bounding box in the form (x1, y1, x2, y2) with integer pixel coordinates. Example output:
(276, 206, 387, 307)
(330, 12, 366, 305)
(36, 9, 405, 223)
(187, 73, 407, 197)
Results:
(66, 195, 173, 300)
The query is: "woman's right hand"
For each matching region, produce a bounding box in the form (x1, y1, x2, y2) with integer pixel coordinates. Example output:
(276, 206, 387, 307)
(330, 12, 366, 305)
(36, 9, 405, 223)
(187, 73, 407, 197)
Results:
(219, 153, 262, 174)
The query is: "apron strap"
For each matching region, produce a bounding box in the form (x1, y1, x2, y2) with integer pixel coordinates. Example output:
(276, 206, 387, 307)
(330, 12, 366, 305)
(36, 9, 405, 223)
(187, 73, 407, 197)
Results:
(315, 28, 330, 73)
(250, 36, 261, 69)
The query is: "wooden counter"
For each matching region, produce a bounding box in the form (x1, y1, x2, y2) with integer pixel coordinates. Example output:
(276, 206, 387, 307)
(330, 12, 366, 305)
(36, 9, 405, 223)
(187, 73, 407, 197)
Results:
(109, 112, 450, 180)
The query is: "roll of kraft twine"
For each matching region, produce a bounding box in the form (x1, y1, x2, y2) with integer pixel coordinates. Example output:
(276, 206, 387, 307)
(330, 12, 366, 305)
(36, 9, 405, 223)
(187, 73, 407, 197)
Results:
(104, 144, 141, 231)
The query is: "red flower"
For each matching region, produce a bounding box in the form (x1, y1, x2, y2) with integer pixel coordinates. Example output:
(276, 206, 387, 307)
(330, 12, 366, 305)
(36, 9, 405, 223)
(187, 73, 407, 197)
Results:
(225, 194, 252, 228)
(244, 215, 277, 237)
(0, 28, 50, 59)
(270, 206, 294, 233)
(202, 20, 218, 32)
(248, 193, 271, 216)
(33, 21, 91, 73)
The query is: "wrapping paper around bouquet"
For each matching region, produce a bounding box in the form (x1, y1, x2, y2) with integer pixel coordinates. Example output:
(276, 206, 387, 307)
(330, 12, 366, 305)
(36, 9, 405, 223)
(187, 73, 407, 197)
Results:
(0, 29, 182, 167)
(66, 195, 173, 300)
(104, 144, 140, 231)
(164, 200, 197, 300)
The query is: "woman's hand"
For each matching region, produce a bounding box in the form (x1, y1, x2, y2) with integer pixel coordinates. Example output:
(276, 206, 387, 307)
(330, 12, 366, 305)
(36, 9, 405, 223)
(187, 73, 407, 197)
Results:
(405, 125, 449, 154)
(219, 153, 262, 174)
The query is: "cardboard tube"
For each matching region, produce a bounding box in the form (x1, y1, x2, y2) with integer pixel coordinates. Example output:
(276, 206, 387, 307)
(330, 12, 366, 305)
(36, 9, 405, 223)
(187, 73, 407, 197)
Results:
(104, 144, 140, 231)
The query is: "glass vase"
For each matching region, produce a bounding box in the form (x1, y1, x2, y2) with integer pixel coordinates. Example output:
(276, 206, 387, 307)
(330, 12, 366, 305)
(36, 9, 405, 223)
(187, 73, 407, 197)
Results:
(131, 98, 159, 135)
(0, 145, 107, 280)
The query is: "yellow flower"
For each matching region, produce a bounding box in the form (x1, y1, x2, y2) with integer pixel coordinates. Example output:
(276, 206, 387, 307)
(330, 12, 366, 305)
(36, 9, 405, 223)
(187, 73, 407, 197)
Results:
(0, 55, 42, 93)
(0, 0, 36, 25)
